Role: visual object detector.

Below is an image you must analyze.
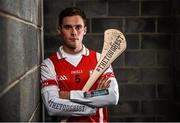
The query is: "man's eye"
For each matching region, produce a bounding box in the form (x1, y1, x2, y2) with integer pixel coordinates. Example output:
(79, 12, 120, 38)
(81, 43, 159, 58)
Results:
(62, 25, 83, 31)
(75, 25, 82, 30)
(64, 25, 71, 29)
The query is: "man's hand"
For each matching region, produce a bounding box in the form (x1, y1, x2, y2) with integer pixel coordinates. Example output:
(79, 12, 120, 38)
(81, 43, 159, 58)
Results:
(97, 76, 111, 89)
(59, 91, 70, 99)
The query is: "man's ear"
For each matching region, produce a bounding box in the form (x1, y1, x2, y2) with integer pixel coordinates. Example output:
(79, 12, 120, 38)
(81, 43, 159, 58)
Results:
(57, 26, 61, 35)
(84, 26, 87, 35)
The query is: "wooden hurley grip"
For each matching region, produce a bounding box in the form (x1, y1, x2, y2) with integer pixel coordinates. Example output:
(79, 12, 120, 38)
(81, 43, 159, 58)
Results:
(83, 29, 126, 91)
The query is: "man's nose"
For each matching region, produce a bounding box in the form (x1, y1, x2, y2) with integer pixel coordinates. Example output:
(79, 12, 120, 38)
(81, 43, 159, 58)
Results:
(71, 27, 77, 35)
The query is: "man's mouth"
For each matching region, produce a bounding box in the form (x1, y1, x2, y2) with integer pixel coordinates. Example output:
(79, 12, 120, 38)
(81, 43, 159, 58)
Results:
(69, 38, 78, 41)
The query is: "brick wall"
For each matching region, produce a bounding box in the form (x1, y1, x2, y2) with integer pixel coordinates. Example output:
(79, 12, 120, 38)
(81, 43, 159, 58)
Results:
(0, 0, 43, 121)
(44, 0, 180, 121)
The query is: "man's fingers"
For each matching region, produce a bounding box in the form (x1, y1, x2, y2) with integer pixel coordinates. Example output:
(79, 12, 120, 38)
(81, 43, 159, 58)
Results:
(97, 77, 106, 88)
(97, 77, 111, 89)
(97, 77, 104, 88)
(104, 80, 111, 88)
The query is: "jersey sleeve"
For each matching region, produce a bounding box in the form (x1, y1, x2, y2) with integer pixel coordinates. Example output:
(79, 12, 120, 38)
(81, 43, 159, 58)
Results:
(41, 59, 96, 116)
(41, 58, 58, 88)
(70, 66, 119, 108)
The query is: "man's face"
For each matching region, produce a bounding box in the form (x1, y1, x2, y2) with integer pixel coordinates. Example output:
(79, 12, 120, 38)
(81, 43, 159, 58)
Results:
(58, 15, 87, 52)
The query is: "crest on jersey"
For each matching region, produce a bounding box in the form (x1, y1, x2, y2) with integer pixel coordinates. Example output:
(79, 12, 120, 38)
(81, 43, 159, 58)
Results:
(57, 75, 68, 81)
(89, 70, 93, 76)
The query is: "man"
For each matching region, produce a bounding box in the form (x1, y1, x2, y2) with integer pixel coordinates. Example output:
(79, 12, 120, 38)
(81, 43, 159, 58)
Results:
(41, 7, 119, 122)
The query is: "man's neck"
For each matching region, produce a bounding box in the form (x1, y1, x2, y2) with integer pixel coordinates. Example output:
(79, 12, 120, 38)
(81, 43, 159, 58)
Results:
(62, 45, 83, 55)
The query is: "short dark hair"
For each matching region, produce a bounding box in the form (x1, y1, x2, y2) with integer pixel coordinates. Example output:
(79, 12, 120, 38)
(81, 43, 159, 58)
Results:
(58, 7, 87, 26)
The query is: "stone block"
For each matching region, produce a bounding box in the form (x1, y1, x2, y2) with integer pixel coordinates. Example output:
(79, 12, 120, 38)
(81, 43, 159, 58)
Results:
(157, 84, 174, 99)
(19, 68, 40, 121)
(125, 51, 155, 66)
(126, 34, 139, 50)
(44, 0, 73, 16)
(121, 84, 156, 100)
(141, 68, 172, 83)
(114, 68, 141, 83)
(109, 101, 140, 115)
(76, 1, 107, 17)
(112, 53, 124, 68)
(109, 1, 139, 16)
(125, 18, 155, 33)
(141, 100, 174, 116)
(24, 25, 41, 68)
(84, 34, 103, 52)
(43, 0, 73, 35)
(19, 0, 33, 22)
(0, 0, 42, 25)
(0, 83, 20, 121)
(0, 17, 25, 89)
(30, 0, 42, 26)
(141, 34, 171, 49)
(44, 50, 55, 59)
(0, 68, 41, 121)
(157, 51, 173, 66)
(158, 18, 175, 33)
(0, 0, 19, 17)
(0, 16, 40, 90)
(44, 16, 58, 34)
(44, 34, 62, 51)
(141, 1, 171, 16)
(92, 18, 123, 33)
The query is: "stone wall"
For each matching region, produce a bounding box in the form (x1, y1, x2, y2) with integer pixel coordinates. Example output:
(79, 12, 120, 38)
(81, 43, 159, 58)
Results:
(0, 0, 43, 121)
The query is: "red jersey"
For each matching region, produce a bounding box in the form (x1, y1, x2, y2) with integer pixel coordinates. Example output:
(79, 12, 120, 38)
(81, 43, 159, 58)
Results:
(49, 49, 107, 122)
(41, 46, 119, 123)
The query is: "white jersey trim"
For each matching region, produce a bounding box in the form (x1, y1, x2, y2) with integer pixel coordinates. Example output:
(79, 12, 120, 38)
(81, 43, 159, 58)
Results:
(56, 45, 90, 67)
(57, 45, 89, 60)
(99, 108, 103, 123)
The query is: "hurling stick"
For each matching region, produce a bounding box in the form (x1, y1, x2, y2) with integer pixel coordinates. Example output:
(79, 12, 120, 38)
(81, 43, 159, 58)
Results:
(60, 29, 126, 123)
(82, 29, 126, 91)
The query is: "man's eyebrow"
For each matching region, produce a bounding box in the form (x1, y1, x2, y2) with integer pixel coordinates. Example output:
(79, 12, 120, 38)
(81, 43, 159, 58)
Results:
(63, 24, 83, 26)
(63, 24, 71, 26)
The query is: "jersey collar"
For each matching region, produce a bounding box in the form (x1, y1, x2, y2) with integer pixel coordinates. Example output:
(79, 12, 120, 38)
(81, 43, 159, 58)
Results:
(57, 45, 89, 59)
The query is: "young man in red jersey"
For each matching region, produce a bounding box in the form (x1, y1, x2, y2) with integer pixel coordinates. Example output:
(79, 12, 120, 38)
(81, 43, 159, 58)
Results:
(41, 7, 119, 122)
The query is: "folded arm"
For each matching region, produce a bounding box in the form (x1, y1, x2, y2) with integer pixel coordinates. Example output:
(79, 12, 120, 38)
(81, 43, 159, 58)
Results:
(41, 86, 96, 116)
(70, 75, 119, 108)
(61, 67, 119, 108)
(41, 59, 96, 116)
